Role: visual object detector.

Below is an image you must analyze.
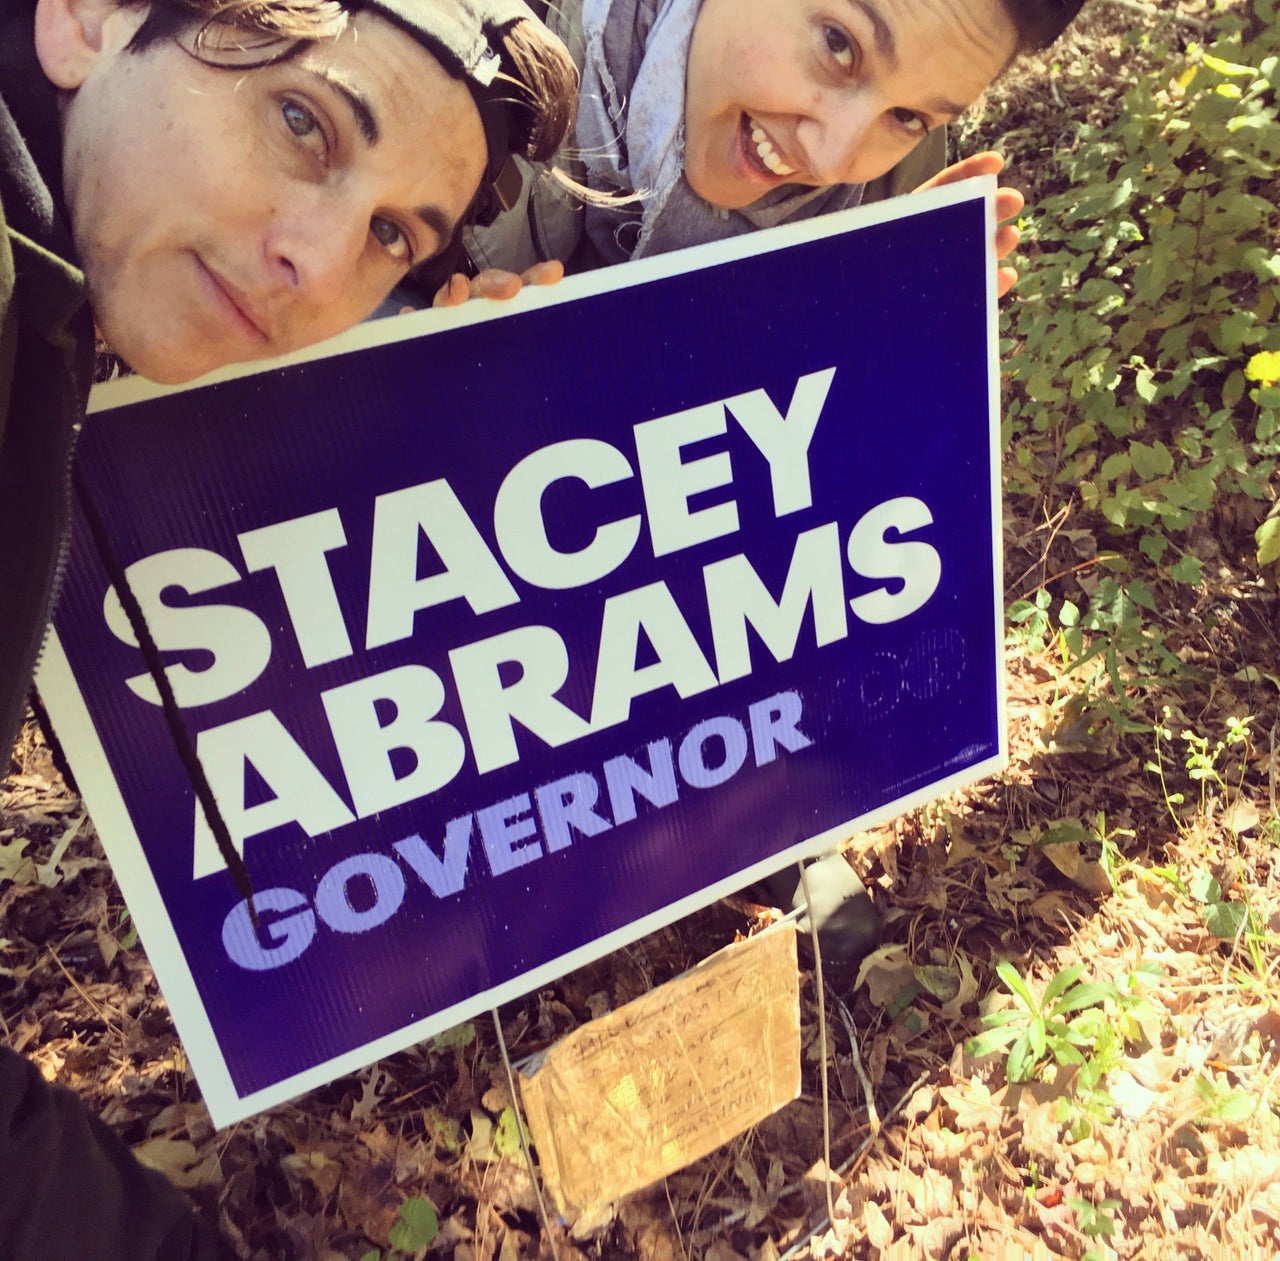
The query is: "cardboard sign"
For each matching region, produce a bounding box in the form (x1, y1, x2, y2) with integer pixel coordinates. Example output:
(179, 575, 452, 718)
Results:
(519, 924, 802, 1216)
(38, 179, 1005, 1127)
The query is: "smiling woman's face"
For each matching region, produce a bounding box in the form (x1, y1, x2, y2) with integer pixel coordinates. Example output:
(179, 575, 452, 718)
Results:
(39, 1, 486, 383)
(682, 0, 1019, 210)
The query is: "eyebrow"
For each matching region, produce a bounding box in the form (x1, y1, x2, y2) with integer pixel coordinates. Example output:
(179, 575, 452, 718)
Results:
(413, 205, 456, 255)
(306, 68, 460, 255)
(842, 0, 970, 118)
(311, 67, 381, 145)
(845, 0, 897, 68)
(926, 94, 970, 119)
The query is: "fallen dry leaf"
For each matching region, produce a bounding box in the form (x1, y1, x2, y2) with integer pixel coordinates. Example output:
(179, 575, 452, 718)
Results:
(863, 1200, 893, 1250)
(0, 835, 34, 883)
(1041, 840, 1112, 896)
(855, 944, 919, 1007)
(1110, 1069, 1162, 1120)
(1224, 795, 1262, 836)
(132, 1135, 219, 1189)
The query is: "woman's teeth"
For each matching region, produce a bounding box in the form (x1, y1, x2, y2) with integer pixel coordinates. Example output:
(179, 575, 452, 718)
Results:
(749, 119, 797, 177)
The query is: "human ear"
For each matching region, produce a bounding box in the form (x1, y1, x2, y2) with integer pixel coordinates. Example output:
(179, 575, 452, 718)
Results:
(34, 0, 144, 89)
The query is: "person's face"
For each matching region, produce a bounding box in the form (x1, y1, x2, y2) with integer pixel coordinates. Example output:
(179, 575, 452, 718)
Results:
(683, 0, 1018, 210)
(40, 2, 486, 383)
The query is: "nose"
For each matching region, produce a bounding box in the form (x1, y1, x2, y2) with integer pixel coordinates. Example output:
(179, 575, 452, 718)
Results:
(267, 193, 369, 308)
(795, 99, 875, 186)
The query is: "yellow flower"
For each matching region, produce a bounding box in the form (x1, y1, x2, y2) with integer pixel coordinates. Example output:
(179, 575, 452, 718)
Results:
(1244, 350, 1280, 386)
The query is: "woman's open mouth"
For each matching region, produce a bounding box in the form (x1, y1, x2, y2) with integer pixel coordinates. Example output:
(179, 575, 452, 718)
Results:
(741, 114, 798, 178)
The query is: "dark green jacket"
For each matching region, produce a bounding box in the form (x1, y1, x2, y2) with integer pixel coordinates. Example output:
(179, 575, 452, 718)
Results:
(0, 0, 94, 759)
(0, 5, 224, 1258)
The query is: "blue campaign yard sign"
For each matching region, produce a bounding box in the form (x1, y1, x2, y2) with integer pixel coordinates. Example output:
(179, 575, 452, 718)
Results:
(38, 179, 1005, 1127)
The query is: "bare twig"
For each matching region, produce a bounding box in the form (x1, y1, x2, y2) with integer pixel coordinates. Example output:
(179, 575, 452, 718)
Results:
(834, 996, 880, 1135)
(772, 1070, 933, 1261)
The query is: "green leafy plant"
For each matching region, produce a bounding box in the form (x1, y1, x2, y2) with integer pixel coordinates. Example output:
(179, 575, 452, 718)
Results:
(1034, 812, 1134, 892)
(430, 1021, 476, 1052)
(359, 1197, 440, 1261)
(1003, 4, 1280, 560)
(1007, 586, 1054, 652)
(1070, 1194, 1122, 1260)
(114, 908, 138, 951)
(1091, 812, 1136, 891)
(988, 0, 1280, 721)
(1193, 1073, 1256, 1124)
(968, 961, 1162, 1136)
(1146, 709, 1253, 822)
(1143, 710, 1271, 954)
(1065, 577, 1184, 691)
(1188, 867, 1252, 940)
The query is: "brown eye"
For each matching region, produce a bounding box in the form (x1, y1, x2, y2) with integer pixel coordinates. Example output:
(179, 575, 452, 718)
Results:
(892, 107, 927, 135)
(823, 25, 855, 71)
(371, 216, 411, 263)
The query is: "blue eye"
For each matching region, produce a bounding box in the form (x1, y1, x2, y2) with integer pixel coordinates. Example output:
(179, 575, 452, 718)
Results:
(282, 99, 319, 138)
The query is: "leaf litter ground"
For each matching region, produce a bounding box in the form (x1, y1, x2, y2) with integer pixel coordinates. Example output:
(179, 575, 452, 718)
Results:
(3, 1, 1280, 1256)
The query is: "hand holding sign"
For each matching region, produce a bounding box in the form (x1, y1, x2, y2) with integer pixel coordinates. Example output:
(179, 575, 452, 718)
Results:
(432, 260, 566, 308)
(427, 157, 1026, 311)
(914, 152, 1026, 298)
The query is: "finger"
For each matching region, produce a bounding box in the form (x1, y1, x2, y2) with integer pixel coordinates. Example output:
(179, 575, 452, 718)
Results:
(431, 273, 471, 308)
(997, 266, 1019, 299)
(994, 223, 1021, 262)
(963, 150, 1006, 179)
(520, 259, 565, 287)
(468, 269, 523, 301)
(995, 186, 1025, 223)
(914, 150, 1005, 193)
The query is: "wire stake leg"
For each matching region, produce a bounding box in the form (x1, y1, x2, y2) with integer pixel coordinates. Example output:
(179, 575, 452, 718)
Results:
(491, 1008, 562, 1261)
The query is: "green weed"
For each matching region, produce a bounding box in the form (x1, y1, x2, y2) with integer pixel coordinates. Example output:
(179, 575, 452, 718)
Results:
(968, 960, 1163, 1137)
(359, 1197, 439, 1261)
(1145, 709, 1253, 827)
(1071, 1194, 1122, 1260)
(1143, 711, 1273, 959)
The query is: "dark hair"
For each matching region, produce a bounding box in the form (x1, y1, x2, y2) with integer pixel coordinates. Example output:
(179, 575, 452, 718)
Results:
(126, 0, 350, 57)
(1004, 0, 1088, 55)
(123, 0, 576, 165)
